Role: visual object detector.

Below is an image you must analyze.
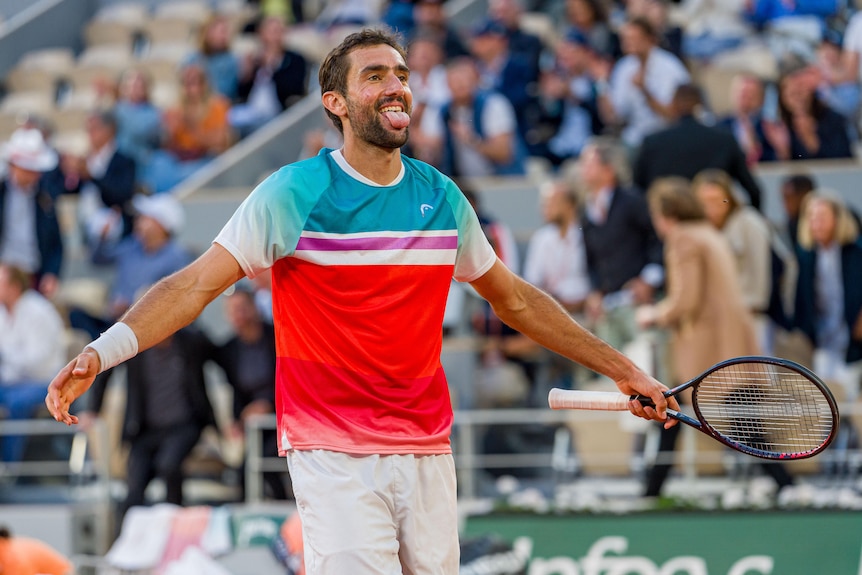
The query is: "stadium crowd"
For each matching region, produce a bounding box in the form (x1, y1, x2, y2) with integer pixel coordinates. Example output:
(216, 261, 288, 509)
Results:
(1, 0, 862, 554)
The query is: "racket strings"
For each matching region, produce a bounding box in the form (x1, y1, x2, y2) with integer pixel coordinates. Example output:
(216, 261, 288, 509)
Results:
(694, 363, 834, 457)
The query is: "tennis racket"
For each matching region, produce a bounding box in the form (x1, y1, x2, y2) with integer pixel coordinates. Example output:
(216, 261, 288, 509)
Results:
(548, 356, 839, 460)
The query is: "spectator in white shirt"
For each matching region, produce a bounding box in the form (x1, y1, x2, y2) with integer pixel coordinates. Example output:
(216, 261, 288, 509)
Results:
(406, 29, 451, 161)
(0, 263, 66, 462)
(524, 178, 590, 313)
(598, 16, 690, 149)
(420, 57, 526, 177)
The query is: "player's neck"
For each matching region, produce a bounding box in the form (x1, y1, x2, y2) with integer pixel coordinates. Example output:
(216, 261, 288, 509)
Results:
(340, 140, 403, 185)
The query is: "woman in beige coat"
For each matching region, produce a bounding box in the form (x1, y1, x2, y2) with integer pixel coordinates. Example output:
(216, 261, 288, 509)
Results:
(636, 177, 791, 496)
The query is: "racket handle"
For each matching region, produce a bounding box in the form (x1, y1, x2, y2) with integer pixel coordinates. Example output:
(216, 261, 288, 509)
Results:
(548, 388, 631, 411)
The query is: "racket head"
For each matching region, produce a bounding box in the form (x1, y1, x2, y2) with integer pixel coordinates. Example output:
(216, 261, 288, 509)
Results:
(689, 356, 839, 460)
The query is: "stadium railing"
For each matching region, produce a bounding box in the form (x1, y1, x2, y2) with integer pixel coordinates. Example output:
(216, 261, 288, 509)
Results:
(243, 400, 862, 503)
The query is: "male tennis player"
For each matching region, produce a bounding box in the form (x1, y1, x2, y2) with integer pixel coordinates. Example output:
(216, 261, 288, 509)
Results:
(47, 29, 677, 574)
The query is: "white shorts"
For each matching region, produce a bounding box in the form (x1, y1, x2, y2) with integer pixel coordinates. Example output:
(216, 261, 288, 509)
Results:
(286, 450, 460, 575)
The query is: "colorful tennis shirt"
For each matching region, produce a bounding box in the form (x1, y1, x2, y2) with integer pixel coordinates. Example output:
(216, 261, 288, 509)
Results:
(214, 148, 496, 455)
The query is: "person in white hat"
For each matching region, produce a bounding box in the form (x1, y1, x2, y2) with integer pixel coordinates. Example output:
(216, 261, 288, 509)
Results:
(68, 193, 192, 341)
(0, 128, 63, 297)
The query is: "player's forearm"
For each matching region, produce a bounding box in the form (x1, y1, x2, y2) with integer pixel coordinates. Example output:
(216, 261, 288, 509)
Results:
(493, 281, 640, 383)
(119, 259, 241, 353)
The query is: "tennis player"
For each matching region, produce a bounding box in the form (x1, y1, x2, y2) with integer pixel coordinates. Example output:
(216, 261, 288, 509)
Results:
(46, 29, 677, 574)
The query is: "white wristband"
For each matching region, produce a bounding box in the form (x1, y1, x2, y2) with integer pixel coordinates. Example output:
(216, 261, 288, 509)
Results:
(86, 322, 139, 373)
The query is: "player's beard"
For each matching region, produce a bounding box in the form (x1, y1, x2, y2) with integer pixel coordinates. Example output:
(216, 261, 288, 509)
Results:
(346, 96, 410, 149)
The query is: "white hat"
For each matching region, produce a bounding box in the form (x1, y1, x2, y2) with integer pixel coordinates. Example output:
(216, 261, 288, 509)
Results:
(1, 128, 58, 172)
(133, 194, 185, 235)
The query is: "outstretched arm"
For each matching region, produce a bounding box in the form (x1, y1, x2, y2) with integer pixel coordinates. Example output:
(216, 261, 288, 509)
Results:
(470, 259, 678, 427)
(46, 244, 246, 424)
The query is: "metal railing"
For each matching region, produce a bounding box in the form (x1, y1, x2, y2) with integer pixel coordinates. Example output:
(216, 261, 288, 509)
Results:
(0, 418, 111, 488)
(243, 402, 862, 502)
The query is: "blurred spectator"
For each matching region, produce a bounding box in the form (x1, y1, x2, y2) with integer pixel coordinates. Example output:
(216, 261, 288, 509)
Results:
(0, 128, 62, 297)
(59, 110, 137, 254)
(625, 0, 683, 59)
(467, 19, 539, 142)
(716, 73, 777, 164)
(218, 286, 288, 500)
(677, 0, 754, 60)
(634, 84, 763, 210)
(780, 172, 817, 252)
(69, 194, 192, 340)
(298, 120, 344, 161)
(242, 0, 304, 32)
(693, 169, 777, 352)
(488, 0, 545, 73)
(637, 177, 765, 498)
(82, 324, 220, 523)
(525, 29, 605, 164)
(0, 263, 66, 463)
(408, 28, 452, 121)
(230, 15, 309, 138)
(187, 13, 241, 101)
(314, 0, 381, 28)
(405, 29, 451, 158)
(248, 0, 303, 22)
(410, 0, 469, 60)
(578, 138, 663, 350)
(792, 191, 862, 401)
(113, 68, 163, 175)
(562, 0, 618, 58)
(763, 57, 853, 161)
(814, 31, 861, 130)
(523, 178, 590, 312)
(383, 0, 416, 36)
(421, 57, 527, 177)
(842, 8, 862, 88)
(0, 525, 72, 575)
(598, 16, 690, 149)
(143, 62, 233, 194)
(746, 0, 839, 59)
(483, 178, 590, 399)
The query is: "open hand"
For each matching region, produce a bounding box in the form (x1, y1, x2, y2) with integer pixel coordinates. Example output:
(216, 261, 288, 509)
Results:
(45, 349, 101, 425)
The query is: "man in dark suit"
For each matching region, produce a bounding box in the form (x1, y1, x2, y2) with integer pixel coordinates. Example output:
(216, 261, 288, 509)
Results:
(60, 110, 137, 252)
(579, 137, 664, 351)
(0, 128, 63, 297)
(217, 285, 289, 500)
(715, 72, 777, 164)
(81, 325, 219, 524)
(633, 83, 763, 210)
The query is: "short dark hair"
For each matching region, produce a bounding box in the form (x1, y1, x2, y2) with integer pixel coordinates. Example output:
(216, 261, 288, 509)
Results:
(627, 16, 657, 41)
(782, 173, 816, 196)
(318, 28, 408, 134)
(672, 83, 703, 116)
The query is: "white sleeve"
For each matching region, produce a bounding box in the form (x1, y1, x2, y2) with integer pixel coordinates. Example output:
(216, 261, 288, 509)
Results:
(480, 94, 518, 138)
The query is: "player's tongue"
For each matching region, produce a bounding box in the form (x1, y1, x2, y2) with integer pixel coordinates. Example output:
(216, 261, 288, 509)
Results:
(381, 108, 410, 129)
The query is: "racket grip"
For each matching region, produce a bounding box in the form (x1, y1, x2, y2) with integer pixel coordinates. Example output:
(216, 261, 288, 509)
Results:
(548, 388, 631, 411)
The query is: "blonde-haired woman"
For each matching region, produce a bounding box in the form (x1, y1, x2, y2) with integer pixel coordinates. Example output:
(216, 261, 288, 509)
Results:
(692, 169, 782, 354)
(793, 191, 862, 401)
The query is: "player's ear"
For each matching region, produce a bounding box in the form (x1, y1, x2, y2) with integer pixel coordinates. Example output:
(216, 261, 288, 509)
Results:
(322, 91, 347, 121)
